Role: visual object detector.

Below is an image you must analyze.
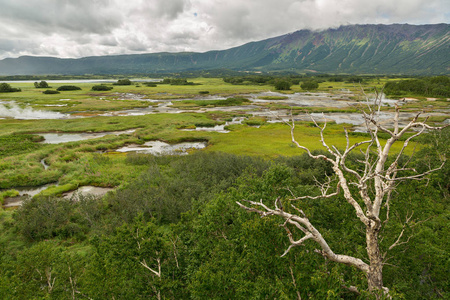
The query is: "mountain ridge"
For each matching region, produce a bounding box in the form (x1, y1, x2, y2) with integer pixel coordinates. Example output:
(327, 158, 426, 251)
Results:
(0, 24, 448, 75)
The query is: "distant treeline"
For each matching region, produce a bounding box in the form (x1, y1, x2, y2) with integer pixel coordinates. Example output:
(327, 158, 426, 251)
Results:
(384, 76, 450, 98)
(223, 74, 370, 86)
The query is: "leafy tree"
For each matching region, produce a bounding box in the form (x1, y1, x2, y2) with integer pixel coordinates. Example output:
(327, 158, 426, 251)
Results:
(113, 79, 132, 85)
(274, 80, 292, 90)
(92, 84, 113, 91)
(56, 85, 82, 91)
(34, 80, 50, 88)
(237, 94, 448, 298)
(13, 197, 85, 241)
(0, 83, 21, 92)
(42, 89, 60, 94)
(83, 216, 186, 299)
(384, 76, 450, 98)
(301, 80, 319, 90)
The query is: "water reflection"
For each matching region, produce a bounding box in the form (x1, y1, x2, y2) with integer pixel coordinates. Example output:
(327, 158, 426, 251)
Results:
(40, 129, 136, 144)
(115, 140, 207, 155)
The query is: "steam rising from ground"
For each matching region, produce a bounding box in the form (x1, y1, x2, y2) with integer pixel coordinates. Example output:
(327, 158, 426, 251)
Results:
(0, 103, 68, 119)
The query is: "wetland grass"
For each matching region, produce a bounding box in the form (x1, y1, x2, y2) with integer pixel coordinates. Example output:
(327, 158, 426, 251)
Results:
(0, 77, 445, 198)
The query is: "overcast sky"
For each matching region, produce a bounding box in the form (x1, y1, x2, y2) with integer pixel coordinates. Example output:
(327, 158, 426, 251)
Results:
(0, 0, 448, 59)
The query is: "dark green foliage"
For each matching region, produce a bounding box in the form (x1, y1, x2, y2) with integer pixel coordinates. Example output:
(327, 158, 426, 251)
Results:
(301, 80, 319, 90)
(345, 76, 364, 83)
(42, 89, 60, 94)
(224, 75, 275, 85)
(0, 82, 21, 92)
(384, 76, 450, 97)
(34, 81, 50, 88)
(56, 85, 82, 91)
(161, 78, 199, 85)
(105, 152, 267, 226)
(113, 78, 132, 85)
(199, 90, 210, 94)
(274, 80, 292, 90)
(13, 197, 82, 241)
(2, 142, 448, 299)
(91, 84, 113, 91)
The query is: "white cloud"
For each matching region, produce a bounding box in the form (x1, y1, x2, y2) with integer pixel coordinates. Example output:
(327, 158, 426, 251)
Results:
(0, 0, 448, 59)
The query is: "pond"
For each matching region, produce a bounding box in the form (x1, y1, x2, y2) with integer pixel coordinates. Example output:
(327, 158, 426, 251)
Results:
(63, 186, 114, 200)
(2, 185, 114, 208)
(1, 78, 162, 84)
(115, 140, 207, 155)
(1, 184, 56, 208)
(40, 129, 136, 144)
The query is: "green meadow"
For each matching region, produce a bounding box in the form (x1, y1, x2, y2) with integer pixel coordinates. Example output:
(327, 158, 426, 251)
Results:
(0, 76, 448, 299)
(0, 76, 447, 194)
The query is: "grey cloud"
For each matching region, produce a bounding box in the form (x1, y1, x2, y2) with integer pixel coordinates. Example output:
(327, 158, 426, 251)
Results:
(0, 0, 448, 59)
(0, 0, 123, 35)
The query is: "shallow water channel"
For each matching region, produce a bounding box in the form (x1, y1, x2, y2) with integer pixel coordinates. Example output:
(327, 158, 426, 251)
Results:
(39, 129, 136, 144)
(2, 185, 114, 208)
(115, 140, 207, 155)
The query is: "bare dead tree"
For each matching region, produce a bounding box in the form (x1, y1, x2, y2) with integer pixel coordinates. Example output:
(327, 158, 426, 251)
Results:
(237, 92, 447, 298)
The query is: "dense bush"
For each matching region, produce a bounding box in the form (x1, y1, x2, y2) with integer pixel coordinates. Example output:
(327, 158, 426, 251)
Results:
(113, 79, 132, 85)
(42, 89, 60, 94)
(301, 80, 319, 90)
(274, 80, 292, 90)
(161, 78, 199, 85)
(0, 83, 21, 93)
(2, 139, 448, 299)
(384, 76, 450, 97)
(91, 84, 113, 91)
(56, 85, 82, 91)
(34, 81, 50, 88)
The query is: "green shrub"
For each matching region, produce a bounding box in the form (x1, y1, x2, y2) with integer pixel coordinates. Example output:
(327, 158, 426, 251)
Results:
(274, 80, 292, 90)
(113, 79, 132, 86)
(301, 81, 319, 90)
(42, 90, 60, 94)
(92, 84, 113, 91)
(56, 85, 82, 91)
(34, 81, 50, 88)
(0, 83, 21, 93)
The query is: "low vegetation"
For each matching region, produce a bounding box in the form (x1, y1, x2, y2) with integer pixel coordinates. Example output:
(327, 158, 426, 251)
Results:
(0, 75, 448, 299)
(91, 84, 113, 91)
(0, 83, 21, 93)
(56, 85, 82, 91)
(384, 76, 450, 98)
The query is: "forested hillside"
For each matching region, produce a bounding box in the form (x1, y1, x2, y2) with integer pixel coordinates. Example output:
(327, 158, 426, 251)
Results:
(0, 24, 448, 75)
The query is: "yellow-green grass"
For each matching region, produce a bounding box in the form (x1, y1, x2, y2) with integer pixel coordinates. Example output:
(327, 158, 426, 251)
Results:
(206, 122, 419, 158)
(0, 119, 424, 194)
(0, 112, 220, 136)
(3, 78, 447, 114)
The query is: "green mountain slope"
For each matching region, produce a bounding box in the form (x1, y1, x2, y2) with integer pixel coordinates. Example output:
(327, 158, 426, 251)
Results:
(0, 24, 448, 75)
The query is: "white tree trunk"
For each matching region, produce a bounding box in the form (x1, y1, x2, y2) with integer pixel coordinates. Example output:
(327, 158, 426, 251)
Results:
(238, 93, 447, 297)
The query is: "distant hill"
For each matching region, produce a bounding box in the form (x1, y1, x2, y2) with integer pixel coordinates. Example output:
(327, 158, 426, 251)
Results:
(0, 24, 449, 75)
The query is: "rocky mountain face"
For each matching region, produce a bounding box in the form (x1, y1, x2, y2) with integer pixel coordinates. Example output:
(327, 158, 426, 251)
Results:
(1, 24, 448, 75)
